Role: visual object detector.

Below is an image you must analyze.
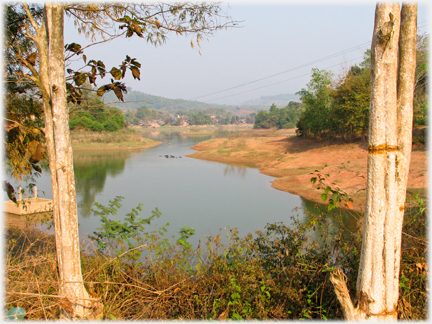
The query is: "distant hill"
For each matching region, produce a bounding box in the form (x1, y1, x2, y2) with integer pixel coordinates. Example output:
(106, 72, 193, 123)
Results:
(102, 89, 249, 113)
(240, 93, 301, 109)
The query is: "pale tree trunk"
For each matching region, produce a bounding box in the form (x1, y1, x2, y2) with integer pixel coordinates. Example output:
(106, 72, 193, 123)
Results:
(330, 3, 417, 321)
(23, 3, 102, 319)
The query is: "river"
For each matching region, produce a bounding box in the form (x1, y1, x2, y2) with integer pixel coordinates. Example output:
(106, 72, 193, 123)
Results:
(4, 128, 359, 247)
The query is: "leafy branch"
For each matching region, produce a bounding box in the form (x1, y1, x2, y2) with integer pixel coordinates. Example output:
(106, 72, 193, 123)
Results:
(310, 171, 353, 211)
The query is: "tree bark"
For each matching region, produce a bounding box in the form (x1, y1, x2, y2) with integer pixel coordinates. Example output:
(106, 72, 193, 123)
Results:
(46, 4, 96, 318)
(23, 3, 102, 319)
(330, 3, 417, 320)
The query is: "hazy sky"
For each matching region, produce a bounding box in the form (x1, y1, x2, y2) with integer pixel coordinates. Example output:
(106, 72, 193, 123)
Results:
(64, 2, 429, 106)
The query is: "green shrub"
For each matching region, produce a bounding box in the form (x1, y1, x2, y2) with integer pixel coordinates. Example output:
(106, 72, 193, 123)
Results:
(104, 118, 121, 132)
(79, 116, 95, 129)
(111, 114, 125, 128)
(91, 121, 104, 132)
(69, 118, 79, 130)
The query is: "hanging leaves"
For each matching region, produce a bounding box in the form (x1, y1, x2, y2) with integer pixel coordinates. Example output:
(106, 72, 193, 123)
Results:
(130, 66, 140, 80)
(110, 67, 122, 80)
(119, 16, 145, 38)
(96, 80, 128, 101)
(72, 72, 87, 86)
(65, 42, 83, 55)
(26, 140, 44, 164)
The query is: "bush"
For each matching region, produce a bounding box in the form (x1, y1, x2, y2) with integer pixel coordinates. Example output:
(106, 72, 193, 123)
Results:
(69, 118, 79, 130)
(104, 118, 121, 132)
(91, 121, 105, 132)
(79, 116, 95, 129)
(111, 114, 125, 128)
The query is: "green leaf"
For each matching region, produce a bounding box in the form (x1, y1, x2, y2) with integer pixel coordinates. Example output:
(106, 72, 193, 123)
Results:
(321, 193, 328, 202)
(310, 177, 317, 184)
(324, 186, 331, 194)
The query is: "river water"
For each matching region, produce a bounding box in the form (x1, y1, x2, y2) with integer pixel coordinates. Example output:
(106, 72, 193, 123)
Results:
(4, 129, 359, 247)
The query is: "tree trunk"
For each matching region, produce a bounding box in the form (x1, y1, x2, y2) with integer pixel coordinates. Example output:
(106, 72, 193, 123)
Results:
(24, 3, 102, 319)
(330, 3, 417, 320)
(46, 4, 97, 319)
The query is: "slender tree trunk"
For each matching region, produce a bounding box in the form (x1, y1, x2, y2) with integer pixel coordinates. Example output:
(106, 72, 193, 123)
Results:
(330, 3, 417, 320)
(46, 4, 95, 318)
(24, 3, 102, 319)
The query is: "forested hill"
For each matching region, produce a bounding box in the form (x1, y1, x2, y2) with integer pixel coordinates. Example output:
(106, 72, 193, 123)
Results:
(102, 89, 301, 113)
(103, 89, 244, 112)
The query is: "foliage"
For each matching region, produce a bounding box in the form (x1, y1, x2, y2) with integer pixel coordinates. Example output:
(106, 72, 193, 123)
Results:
(87, 196, 166, 261)
(124, 105, 167, 125)
(69, 93, 126, 132)
(296, 42, 427, 142)
(332, 64, 370, 140)
(310, 171, 353, 211)
(5, 195, 427, 320)
(296, 68, 335, 138)
(3, 4, 46, 183)
(253, 102, 304, 129)
(4, 2, 239, 183)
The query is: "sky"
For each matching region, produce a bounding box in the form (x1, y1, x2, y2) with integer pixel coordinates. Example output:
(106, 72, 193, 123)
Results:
(64, 1, 430, 106)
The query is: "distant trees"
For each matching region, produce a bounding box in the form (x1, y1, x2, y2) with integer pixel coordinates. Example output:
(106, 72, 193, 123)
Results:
(69, 88, 125, 131)
(254, 101, 304, 129)
(124, 105, 166, 125)
(296, 40, 427, 141)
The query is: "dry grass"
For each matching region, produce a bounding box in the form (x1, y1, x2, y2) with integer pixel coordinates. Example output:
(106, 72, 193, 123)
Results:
(71, 128, 146, 144)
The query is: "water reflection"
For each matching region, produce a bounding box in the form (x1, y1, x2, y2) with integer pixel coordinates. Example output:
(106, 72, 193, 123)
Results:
(223, 163, 256, 178)
(301, 198, 362, 244)
(5, 211, 53, 230)
(73, 150, 140, 217)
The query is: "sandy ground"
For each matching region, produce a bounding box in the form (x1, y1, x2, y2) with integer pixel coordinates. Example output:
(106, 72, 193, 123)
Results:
(187, 129, 427, 212)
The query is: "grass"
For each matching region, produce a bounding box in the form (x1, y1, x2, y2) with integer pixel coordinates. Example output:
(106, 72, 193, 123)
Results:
(70, 129, 162, 150)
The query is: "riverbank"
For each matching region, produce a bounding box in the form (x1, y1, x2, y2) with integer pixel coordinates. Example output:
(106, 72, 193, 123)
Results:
(72, 138, 161, 151)
(187, 129, 427, 212)
(70, 129, 162, 151)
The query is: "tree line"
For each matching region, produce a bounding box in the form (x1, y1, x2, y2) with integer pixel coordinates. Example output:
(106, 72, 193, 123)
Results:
(253, 101, 303, 129)
(296, 35, 427, 141)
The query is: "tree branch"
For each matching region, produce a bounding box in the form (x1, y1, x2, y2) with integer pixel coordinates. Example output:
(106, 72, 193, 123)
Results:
(329, 267, 364, 320)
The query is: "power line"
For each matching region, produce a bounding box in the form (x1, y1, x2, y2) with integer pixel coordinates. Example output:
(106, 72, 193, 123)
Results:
(204, 55, 364, 103)
(190, 41, 371, 101)
(191, 19, 429, 103)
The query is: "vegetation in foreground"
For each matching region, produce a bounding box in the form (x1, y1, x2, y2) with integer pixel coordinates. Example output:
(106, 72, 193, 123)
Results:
(5, 194, 426, 320)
